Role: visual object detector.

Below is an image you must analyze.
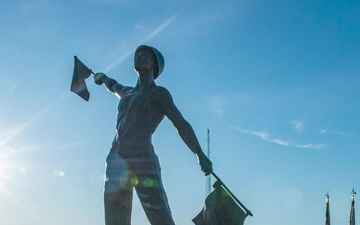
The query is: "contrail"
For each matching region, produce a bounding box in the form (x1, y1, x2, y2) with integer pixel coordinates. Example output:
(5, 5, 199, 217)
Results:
(0, 95, 65, 150)
(138, 16, 177, 43)
(103, 16, 177, 73)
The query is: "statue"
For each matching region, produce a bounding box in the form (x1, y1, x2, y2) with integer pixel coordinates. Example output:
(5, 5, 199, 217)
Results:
(94, 45, 213, 225)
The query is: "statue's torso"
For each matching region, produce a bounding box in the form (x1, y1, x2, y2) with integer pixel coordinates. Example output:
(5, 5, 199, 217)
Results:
(113, 86, 165, 147)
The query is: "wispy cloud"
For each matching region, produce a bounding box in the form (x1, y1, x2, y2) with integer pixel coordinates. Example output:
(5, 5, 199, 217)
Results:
(22, 1, 57, 14)
(207, 96, 230, 118)
(232, 127, 327, 149)
(91, 0, 132, 4)
(320, 129, 353, 137)
(289, 120, 304, 132)
(293, 143, 327, 149)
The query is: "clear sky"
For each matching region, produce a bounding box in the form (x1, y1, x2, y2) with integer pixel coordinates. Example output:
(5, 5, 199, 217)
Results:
(1, 0, 359, 225)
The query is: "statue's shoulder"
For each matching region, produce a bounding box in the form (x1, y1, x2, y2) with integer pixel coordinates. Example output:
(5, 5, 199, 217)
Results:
(121, 86, 134, 94)
(151, 86, 173, 102)
(113, 84, 133, 98)
(152, 85, 171, 96)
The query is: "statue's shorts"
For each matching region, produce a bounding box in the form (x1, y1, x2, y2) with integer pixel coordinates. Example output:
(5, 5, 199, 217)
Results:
(104, 145, 175, 225)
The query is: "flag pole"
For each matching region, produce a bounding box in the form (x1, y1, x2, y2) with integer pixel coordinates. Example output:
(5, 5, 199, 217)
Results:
(325, 191, 330, 225)
(211, 171, 253, 217)
(350, 188, 356, 225)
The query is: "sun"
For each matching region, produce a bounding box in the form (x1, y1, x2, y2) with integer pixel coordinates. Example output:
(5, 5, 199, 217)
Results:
(0, 151, 12, 188)
(0, 148, 24, 195)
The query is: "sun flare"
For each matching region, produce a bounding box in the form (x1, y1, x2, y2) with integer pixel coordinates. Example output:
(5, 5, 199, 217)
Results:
(0, 154, 12, 192)
(0, 148, 26, 195)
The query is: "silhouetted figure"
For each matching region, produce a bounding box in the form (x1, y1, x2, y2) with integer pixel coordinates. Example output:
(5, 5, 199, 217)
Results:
(94, 45, 212, 225)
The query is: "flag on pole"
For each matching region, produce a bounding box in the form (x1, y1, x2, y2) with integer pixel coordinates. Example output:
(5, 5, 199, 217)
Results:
(193, 181, 249, 225)
(70, 56, 93, 101)
(325, 192, 330, 225)
(350, 189, 356, 225)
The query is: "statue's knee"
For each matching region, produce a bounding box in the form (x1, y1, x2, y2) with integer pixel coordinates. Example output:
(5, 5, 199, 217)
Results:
(104, 190, 133, 211)
(104, 191, 119, 202)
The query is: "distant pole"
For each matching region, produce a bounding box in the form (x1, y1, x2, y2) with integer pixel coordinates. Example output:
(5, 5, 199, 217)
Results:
(350, 189, 356, 225)
(325, 191, 330, 225)
(205, 128, 211, 198)
(351, 188, 357, 197)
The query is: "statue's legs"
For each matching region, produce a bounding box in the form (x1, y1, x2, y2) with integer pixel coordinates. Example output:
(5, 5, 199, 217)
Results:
(104, 189, 133, 225)
(104, 152, 133, 225)
(134, 154, 175, 225)
(104, 149, 175, 225)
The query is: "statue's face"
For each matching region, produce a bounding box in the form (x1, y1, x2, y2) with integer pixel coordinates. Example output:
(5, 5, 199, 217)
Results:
(134, 49, 155, 71)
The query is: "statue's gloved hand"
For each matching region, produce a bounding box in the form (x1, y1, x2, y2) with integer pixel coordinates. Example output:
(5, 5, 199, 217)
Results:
(94, 72, 107, 85)
(196, 151, 213, 176)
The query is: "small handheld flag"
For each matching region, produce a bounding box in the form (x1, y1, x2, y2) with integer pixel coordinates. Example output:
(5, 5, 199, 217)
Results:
(193, 172, 252, 225)
(70, 56, 94, 101)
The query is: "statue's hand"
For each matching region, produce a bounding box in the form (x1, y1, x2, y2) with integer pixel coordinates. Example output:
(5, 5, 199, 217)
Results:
(196, 151, 213, 176)
(94, 72, 107, 85)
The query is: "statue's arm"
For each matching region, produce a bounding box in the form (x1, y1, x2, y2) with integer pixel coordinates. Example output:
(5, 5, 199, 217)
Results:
(156, 87, 212, 174)
(94, 73, 131, 98)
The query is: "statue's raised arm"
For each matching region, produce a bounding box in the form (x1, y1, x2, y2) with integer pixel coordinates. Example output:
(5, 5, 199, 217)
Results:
(94, 72, 132, 99)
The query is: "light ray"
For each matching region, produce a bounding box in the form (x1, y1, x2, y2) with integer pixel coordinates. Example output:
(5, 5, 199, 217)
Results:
(0, 96, 65, 150)
(103, 16, 177, 73)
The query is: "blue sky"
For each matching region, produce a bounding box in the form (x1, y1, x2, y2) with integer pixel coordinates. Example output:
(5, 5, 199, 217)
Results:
(0, 0, 359, 224)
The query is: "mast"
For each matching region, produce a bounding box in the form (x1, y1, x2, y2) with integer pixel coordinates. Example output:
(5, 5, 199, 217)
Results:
(350, 188, 356, 225)
(205, 128, 211, 198)
(325, 191, 330, 225)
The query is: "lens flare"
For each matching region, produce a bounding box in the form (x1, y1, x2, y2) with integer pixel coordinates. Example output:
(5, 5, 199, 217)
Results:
(143, 177, 158, 188)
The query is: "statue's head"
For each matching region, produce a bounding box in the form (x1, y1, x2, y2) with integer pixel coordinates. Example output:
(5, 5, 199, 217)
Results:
(135, 45, 164, 79)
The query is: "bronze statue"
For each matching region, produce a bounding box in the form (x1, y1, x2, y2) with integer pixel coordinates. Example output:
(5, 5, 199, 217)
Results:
(94, 45, 213, 225)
